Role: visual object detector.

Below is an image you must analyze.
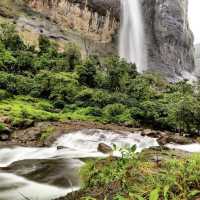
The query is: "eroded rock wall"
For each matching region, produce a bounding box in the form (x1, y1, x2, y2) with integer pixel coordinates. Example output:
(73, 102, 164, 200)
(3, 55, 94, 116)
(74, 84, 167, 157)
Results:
(28, 0, 119, 42)
(142, 0, 195, 79)
(194, 44, 200, 77)
(26, 0, 195, 80)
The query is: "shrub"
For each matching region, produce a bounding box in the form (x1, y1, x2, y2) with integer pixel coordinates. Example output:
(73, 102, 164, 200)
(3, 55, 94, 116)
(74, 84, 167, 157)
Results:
(38, 35, 51, 53)
(0, 23, 25, 51)
(0, 122, 5, 132)
(103, 103, 126, 117)
(0, 89, 11, 100)
(53, 100, 65, 109)
(76, 58, 97, 87)
(63, 43, 81, 71)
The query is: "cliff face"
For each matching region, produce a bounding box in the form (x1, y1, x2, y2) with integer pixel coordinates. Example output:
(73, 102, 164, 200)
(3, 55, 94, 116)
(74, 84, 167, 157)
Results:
(142, 0, 195, 79)
(28, 0, 119, 42)
(1, 0, 194, 79)
(194, 44, 200, 77)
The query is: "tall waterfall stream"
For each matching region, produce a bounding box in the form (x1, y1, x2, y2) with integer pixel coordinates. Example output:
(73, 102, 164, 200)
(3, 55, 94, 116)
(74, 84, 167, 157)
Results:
(119, 0, 147, 73)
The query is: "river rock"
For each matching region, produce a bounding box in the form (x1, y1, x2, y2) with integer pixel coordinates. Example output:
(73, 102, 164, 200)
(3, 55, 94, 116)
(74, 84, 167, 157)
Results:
(97, 143, 112, 154)
(168, 135, 193, 144)
(57, 146, 67, 150)
(0, 134, 9, 141)
(0, 125, 12, 141)
(157, 134, 193, 145)
(141, 129, 157, 138)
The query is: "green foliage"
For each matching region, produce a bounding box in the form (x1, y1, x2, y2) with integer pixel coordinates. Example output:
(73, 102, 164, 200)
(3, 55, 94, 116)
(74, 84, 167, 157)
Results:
(103, 103, 126, 117)
(0, 22, 200, 135)
(105, 56, 137, 92)
(0, 23, 25, 51)
(80, 149, 200, 200)
(38, 35, 51, 53)
(149, 188, 160, 200)
(63, 42, 81, 71)
(76, 58, 97, 87)
(0, 122, 6, 132)
(0, 89, 11, 100)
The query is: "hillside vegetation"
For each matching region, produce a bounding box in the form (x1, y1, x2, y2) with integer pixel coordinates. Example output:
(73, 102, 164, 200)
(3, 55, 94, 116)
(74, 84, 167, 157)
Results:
(0, 23, 200, 135)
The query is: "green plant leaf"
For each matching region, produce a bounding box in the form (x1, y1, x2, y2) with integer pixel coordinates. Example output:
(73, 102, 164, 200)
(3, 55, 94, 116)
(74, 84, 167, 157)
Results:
(131, 144, 137, 153)
(149, 187, 160, 200)
(188, 190, 200, 198)
(129, 193, 145, 200)
(163, 185, 169, 200)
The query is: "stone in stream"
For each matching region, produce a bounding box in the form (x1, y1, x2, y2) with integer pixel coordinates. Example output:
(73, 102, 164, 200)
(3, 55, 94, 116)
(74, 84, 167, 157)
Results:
(0, 134, 10, 141)
(141, 129, 160, 138)
(97, 143, 112, 154)
(57, 146, 67, 150)
(0, 126, 12, 141)
(157, 134, 194, 145)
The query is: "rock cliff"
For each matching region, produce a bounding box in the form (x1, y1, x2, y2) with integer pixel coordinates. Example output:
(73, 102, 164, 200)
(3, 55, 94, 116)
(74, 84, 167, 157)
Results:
(0, 0, 195, 80)
(142, 0, 195, 80)
(194, 44, 200, 77)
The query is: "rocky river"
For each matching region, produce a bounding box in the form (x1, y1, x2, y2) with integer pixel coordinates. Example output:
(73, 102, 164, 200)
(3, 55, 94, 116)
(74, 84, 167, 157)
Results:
(0, 128, 199, 200)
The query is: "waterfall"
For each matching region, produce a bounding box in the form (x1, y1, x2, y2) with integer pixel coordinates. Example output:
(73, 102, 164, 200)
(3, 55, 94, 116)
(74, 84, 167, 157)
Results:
(119, 0, 147, 73)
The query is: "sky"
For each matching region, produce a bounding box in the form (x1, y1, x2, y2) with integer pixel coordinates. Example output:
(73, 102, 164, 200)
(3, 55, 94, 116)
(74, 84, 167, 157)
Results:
(188, 0, 200, 44)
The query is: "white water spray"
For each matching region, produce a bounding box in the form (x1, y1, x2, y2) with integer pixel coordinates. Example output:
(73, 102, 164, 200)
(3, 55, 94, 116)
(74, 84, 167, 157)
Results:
(119, 0, 147, 73)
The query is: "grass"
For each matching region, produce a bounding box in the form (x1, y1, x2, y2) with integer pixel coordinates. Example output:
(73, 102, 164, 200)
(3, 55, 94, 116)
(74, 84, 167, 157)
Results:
(79, 150, 200, 200)
(0, 94, 134, 127)
(0, 95, 102, 126)
(0, 95, 60, 127)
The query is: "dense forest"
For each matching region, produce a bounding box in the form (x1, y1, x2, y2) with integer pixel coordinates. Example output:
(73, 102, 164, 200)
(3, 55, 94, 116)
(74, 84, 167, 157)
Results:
(0, 23, 200, 135)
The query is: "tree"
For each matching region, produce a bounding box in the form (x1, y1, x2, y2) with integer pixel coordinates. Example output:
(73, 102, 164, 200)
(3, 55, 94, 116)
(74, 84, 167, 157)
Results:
(0, 23, 25, 51)
(63, 43, 81, 71)
(38, 35, 51, 53)
(76, 58, 97, 87)
(105, 57, 137, 92)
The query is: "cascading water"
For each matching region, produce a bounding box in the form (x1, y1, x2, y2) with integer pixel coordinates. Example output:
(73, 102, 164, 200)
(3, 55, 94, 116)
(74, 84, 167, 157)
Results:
(1, 129, 200, 199)
(119, 0, 147, 73)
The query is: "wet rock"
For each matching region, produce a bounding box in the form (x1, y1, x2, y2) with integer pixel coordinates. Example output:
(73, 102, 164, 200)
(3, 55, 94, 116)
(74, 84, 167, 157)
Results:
(97, 143, 112, 154)
(140, 146, 191, 162)
(141, 129, 160, 138)
(1, 126, 12, 134)
(157, 134, 193, 145)
(168, 135, 193, 144)
(0, 134, 9, 141)
(57, 146, 67, 150)
(0, 125, 12, 141)
(157, 135, 168, 145)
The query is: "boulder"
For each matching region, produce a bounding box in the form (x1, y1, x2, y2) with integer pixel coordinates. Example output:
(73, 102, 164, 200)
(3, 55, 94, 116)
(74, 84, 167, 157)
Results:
(0, 125, 12, 141)
(97, 143, 112, 154)
(141, 129, 160, 138)
(157, 134, 193, 145)
(0, 134, 9, 141)
(168, 135, 193, 145)
(57, 146, 67, 150)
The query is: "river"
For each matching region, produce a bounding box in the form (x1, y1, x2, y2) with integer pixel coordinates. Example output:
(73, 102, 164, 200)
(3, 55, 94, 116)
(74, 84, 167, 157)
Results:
(0, 129, 199, 200)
